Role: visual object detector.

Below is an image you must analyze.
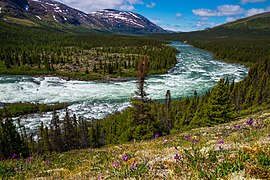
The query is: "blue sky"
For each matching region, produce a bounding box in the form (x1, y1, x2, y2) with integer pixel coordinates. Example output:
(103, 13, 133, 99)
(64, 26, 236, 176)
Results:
(58, 0, 270, 31)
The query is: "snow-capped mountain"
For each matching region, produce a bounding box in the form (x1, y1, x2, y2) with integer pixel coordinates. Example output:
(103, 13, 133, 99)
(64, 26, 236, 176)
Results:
(90, 9, 166, 33)
(0, 0, 167, 34)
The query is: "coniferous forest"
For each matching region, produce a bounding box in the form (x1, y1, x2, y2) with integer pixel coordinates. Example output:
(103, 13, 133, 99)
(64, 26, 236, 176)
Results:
(0, 22, 178, 80)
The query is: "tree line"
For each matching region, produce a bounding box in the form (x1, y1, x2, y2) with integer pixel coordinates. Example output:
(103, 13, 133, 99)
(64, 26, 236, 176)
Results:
(0, 22, 178, 80)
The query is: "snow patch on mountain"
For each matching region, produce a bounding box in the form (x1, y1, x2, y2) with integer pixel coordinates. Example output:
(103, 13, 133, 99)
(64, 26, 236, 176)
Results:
(53, 15, 58, 22)
(36, 15, 41, 19)
(1, 0, 166, 34)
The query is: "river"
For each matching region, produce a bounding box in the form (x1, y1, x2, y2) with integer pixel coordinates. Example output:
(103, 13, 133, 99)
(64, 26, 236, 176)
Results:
(0, 41, 248, 132)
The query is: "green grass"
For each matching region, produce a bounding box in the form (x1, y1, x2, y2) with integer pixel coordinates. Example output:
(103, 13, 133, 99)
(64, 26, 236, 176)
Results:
(0, 103, 66, 118)
(4, 16, 37, 27)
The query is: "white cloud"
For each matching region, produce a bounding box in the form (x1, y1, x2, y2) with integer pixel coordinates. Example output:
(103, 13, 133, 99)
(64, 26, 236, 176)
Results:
(161, 24, 183, 32)
(192, 9, 218, 17)
(240, 0, 266, 5)
(226, 17, 236, 22)
(192, 5, 244, 17)
(57, 0, 144, 13)
(246, 8, 266, 16)
(200, 17, 209, 21)
(245, 6, 270, 16)
(196, 21, 216, 27)
(176, 13, 182, 17)
(146, 2, 156, 8)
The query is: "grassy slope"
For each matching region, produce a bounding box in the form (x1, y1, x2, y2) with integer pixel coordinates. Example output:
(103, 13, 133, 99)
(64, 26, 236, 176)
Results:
(1, 110, 269, 179)
(218, 12, 270, 30)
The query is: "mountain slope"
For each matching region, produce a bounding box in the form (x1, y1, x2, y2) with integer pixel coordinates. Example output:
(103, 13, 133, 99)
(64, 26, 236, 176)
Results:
(217, 12, 270, 30)
(91, 9, 166, 34)
(0, 0, 167, 34)
(200, 11, 270, 37)
(150, 11, 270, 40)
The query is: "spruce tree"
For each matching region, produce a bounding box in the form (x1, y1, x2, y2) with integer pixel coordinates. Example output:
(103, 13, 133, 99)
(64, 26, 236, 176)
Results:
(0, 117, 29, 159)
(131, 56, 149, 125)
(205, 79, 235, 125)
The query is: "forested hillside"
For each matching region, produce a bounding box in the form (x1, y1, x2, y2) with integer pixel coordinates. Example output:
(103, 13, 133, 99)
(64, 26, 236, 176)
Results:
(0, 22, 177, 80)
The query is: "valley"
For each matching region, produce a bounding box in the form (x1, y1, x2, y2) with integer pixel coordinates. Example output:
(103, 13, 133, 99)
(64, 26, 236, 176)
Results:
(0, 42, 248, 133)
(0, 0, 270, 179)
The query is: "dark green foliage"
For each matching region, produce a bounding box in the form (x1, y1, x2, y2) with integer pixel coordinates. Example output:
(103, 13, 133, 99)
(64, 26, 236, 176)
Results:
(258, 153, 270, 166)
(0, 163, 16, 179)
(204, 79, 235, 125)
(0, 117, 29, 159)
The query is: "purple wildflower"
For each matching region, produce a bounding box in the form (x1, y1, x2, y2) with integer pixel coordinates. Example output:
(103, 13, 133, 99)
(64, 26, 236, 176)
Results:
(185, 136, 191, 140)
(255, 124, 262, 129)
(218, 146, 224, 150)
(12, 153, 17, 159)
(234, 124, 242, 129)
(246, 119, 254, 126)
(218, 140, 224, 144)
(174, 154, 182, 160)
(154, 133, 159, 138)
(26, 157, 31, 163)
(170, 137, 173, 141)
(98, 176, 104, 180)
(164, 139, 168, 143)
(193, 139, 199, 144)
(38, 154, 41, 158)
(122, 154, 129, 161)
(144, 159, 147, 164)
(112, 161, 120, 168)
(45, 160, 50, 165)
(131, 163, 136, 171)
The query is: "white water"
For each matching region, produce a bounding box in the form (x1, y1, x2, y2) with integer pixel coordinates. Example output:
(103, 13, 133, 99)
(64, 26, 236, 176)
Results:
(0, 42, 248, 131)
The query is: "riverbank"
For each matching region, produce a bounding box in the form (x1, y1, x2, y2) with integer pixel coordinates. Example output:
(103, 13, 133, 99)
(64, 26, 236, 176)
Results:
(0, 103, 66, 118)
(0, 61, 175, 82)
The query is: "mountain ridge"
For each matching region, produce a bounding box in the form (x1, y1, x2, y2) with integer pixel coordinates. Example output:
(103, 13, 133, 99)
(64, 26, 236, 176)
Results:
(0, 0, 167, 34)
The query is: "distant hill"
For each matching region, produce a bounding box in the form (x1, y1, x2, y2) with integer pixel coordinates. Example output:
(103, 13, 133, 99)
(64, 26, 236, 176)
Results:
(0, 0, 167, 34)
(151, 11, 270, 40)
(217, 12, 270, 30)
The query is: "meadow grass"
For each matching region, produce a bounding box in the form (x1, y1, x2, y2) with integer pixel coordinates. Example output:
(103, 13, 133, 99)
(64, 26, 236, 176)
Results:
(0, 109, 269, 179)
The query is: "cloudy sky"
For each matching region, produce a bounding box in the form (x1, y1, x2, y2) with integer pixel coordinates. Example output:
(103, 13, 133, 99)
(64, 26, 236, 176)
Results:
(57, 0, 270, 32)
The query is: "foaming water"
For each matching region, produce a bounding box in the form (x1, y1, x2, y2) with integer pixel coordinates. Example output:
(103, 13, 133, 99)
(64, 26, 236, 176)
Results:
(0, 41, 248, 131)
